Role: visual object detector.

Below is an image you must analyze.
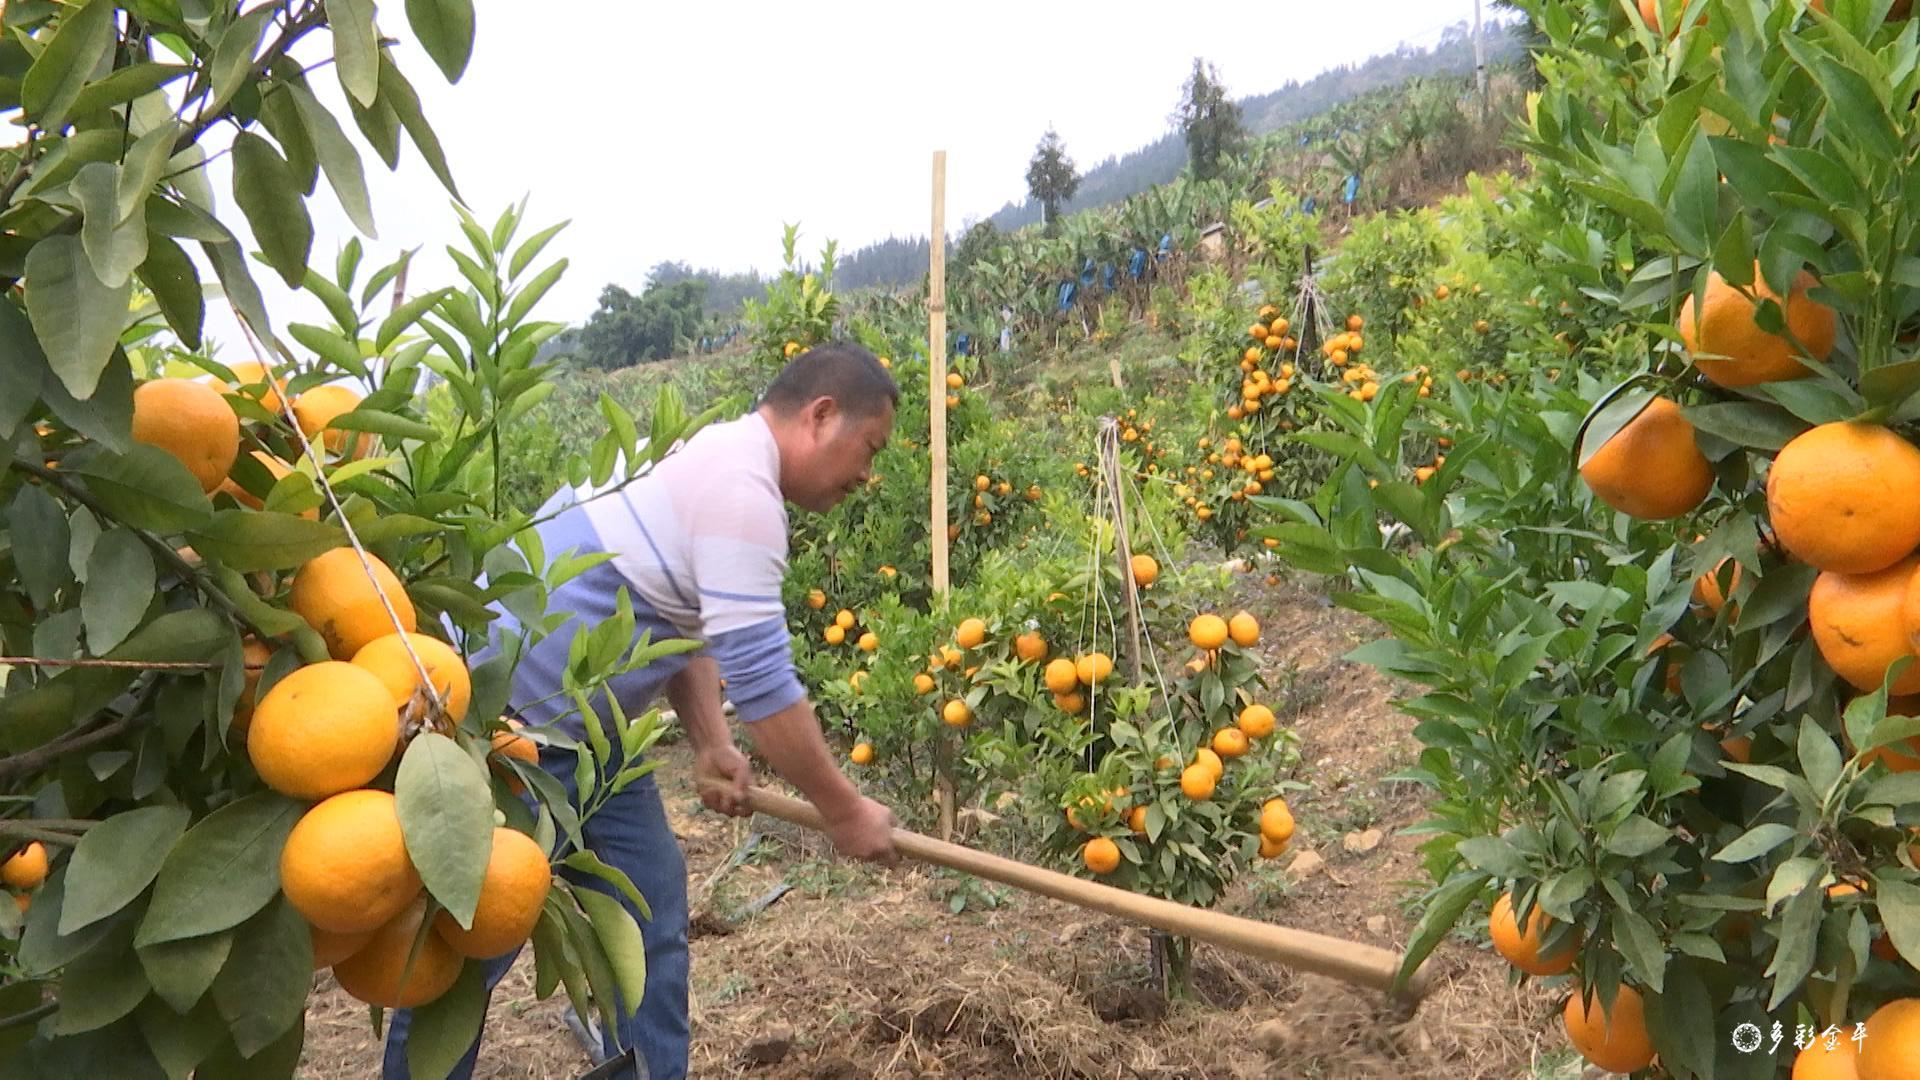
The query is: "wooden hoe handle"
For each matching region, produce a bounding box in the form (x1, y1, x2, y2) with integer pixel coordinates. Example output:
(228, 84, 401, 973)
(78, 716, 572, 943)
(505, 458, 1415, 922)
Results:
(740, 786, 1436, 1002)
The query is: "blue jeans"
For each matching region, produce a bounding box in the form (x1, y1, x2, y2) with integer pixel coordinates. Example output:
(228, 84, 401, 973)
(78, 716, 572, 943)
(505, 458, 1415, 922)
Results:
(382, 748, 692, 1080)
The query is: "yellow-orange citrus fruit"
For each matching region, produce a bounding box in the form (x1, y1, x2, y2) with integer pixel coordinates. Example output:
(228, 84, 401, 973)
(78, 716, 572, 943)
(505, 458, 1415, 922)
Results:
(132, 377, 240, 492)
(489, 721, 539, 794)
(280, 789, 421, 934)
(1859, 998, 1920, 1079)
(291, 548, 417, 660)
(1489, 892, 1579, 976)
(1180, 764, 1216, 800)
(835, 609, 856, 630)
(1811, 555, 1920, 694)
(823, 625, 846, 646)
(293, 384, 374, 459)
(913, 672, 936, 695)
(1562, 984, 1656, 1074)
(1579, 397, 1713, 520)
(850, 742, 874, 765)
(310, 924, 374, 969)
(1190, 614, 1230, 650)
(956, 618, 987, 649)
(1212, 727, 1249, 758)
(1054, 691, 1086, 714)
(1076, 652, 1114, 686)
(806, 589, 826, 610)
(1792, 1038, 1860, 1080)
(1127, 805, 1147, 834)
(1014, 632, 1048, 663)
(1259, 799, 1295, 844)
(1259, 834, 1289, 859)
(1044, 658, 1080, 694)
(1228, 610, 1260, 647)
(1083, 837, 1122, 875)
(1769, 422, 1920, 574)
(333, 896, 462, 1008)
(858, 631, 879, 653)
(942, 699, 971, 727)
(947, 372, 965, 389)
(433, 827, 551, 959)
(1238, 704, 1276, 739)
(1693, 556, 1743, 615)
(248, 661, 399, 799)
(1131, 553, 1160, 587)
(1680, 268, 1836, 388)
(1193, 747, 1224, 779)
(351, 631, 471, 725)
(1, 842, 48, 890)
(223, 360, 286, 413)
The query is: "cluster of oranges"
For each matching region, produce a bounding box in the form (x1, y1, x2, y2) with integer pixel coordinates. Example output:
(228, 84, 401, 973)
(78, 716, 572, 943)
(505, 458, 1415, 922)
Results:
(945, 370, 965, 410)
(1173, 435, 1279, 523)
(812, 598, 881, 654)
(1225, 305, 1308, 421)
(1174, 611, 1270, 802)
(1397, 363, 1438, 399)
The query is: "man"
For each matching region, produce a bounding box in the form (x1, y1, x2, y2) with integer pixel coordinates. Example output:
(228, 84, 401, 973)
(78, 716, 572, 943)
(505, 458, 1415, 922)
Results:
(385, 343, 901, 1079)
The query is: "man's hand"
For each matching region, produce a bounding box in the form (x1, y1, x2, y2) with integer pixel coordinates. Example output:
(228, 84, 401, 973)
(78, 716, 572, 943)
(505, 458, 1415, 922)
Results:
(821, 795, 898, 865)
(692, 744, 753, 817)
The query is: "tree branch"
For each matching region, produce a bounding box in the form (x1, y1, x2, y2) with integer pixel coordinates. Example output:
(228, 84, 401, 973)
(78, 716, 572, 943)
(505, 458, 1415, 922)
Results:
(0, 683, 156, 783)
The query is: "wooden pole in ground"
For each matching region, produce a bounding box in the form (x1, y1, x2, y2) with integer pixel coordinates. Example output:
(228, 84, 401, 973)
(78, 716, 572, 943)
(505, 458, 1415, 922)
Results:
(927, 150, 956, 842)
(734, 785, 1436, 1004)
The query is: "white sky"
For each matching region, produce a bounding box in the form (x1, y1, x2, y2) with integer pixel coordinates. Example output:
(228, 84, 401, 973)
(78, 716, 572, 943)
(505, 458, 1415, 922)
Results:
(197, 0, 1488, 355)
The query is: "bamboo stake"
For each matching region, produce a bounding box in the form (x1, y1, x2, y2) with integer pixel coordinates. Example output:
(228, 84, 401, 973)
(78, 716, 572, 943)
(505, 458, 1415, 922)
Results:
(927, 151, 955, 842)
(738, 785, 1435, 1003)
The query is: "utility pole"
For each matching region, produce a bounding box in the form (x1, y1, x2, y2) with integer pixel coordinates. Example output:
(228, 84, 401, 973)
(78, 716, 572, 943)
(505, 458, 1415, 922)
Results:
(1473, 0, 1489, 123)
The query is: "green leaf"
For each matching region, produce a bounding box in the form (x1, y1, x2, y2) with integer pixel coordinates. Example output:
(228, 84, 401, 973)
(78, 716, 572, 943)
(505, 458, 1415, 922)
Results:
(204, 6, 274, 117)
(286, 322, 368, 377)
(134, 996, 226, 1080)
(327, 408, 439, 442)
(10, 483, 73, 612)
(561, 850, 651, 921)
(1644, 960, 1717, 1079)
(377, 287, 452, 352)
(1682, 400, 1806, 451)
(1612, 906, 1667, 993)
(404, 0, 475, 82)
(574, 886, 646, 1017)
(324, 0, 381, 107)
(1713, 823, 1797, 864)
(60, 805, 192, 937)
(26, 232, 133, 399)
(1576, 383, 1656, 470)
(230, 132, 313, 290)
(396, 733, 494, 929)
(377, 54, 460, 199)
(69, 63, 192, 122)
(207, 897, 311, 1059)
(18, 872, 126, 977)
(82, 527, 157, 654)
(404, 961, 485, 1079)
(1454, 835, 1530, 879)
(1766, 880, 1822, 1009)
(1666, 125, 1720, 256)
(508, 220, 568, 281)
(19, 0, 114, 131)
(136, 793, 303, 947)
(54, 918, 151, 1034)
(74, 161, 148, 288)
(185, 510, 346, 572)
(1798, 716, 1843, 797)
(200, 237, 273, 338)
(135, 931, 233, 1014)
(1877, 878, 1920, 972)
(1393, 869, 1487, 995)
(1604, 815, 1671, 858)
(72, 443, 215, 533)
(136, 231, 205, 350)
(284, 78, 376, 238)
(504, 257, 567, 327)
(1735, 561, 1818, 633)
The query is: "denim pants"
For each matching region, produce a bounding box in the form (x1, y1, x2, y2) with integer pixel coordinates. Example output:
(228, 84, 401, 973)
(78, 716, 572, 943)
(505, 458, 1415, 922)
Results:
(381, 747, 692, 1080)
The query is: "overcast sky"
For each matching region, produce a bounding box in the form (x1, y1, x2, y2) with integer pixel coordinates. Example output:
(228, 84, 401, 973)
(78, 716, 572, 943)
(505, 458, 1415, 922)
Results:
(197, 0, 1488, 356)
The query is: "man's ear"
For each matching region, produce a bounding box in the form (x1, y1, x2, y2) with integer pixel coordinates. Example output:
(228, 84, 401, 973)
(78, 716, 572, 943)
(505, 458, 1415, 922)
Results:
(807, 396, 838, 428)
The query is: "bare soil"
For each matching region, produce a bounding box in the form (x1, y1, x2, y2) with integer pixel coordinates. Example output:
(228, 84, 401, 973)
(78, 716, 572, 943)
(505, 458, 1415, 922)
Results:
(299, 572, 1573, 1079)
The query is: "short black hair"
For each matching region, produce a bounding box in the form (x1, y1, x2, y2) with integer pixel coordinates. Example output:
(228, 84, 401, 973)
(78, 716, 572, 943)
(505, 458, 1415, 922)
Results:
(759, 342, 899, 418)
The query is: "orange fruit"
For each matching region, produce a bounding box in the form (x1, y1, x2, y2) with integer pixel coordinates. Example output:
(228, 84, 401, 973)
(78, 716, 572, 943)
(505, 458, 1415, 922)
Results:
(1693, 556, 1742, 615)
(1075, 652, 1114, 686)
(292, 384, 373, 459)
(1859, 998, 1920, 1079)
(310, 924, 374, 969)
(1259, 834, 1289, 859)
(1812, 555, 1920, 693)
(1054, 691, 1086, 714)
(1211, 727, 1249, 758)
(351, 631, 471, 725)
(1131, 553, 1160, 587)
(247, 661, 399, 799)
(489, 720, 538, 794)
(858, 631, 879, 653)
(1259, 799, 1295, 844)
(1793, 1038, 1861, 1080)
(942, 699, 971, 727)
(1, 842, 48, 890)
(806, 589, 827, 610)
(1193, 747, 1224, 779)
(823, 625, 846, 646)
(913, 673, 936, 695)
(1562, 983, 1656, 1074)
(1180, 765, 1216, 800)
(1227, 611, 1259, 647)
(433, 827, 552, 959)
(1488, 892, 1579, 976)
(1680, 267, 1835, 388)
(1082, 837, 1122, 875)
(280, 789, 421, 934)
(131, 377, 240, 493)
(1189, 614, 1229, 650)
(835, 609, 856, 630)
(1127, 806, 1147, 834)
(333, 896, 462, 1008)
(290, 548, 418, 660)
(947, 372, 964, 390)
(1347, 314, 1364, 332)
(1238, 704, 1276, 739)
(1578, 397, 1713, 520)
(850, 742, 874, 765)
(1044, 658, 1080, 694)
(1769, 422, 1920, 574)
(217, 450, 314, 517)
(223, 360, 286, 414)
(1014, 631, 1048, 663)
(956, 618, 986, 649)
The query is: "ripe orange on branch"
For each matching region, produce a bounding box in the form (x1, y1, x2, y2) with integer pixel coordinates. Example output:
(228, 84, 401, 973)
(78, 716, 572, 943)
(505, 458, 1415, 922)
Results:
(291, 548, 418, 660)
(1811, 554, 1920, 693)
(1488, 892, 1579, 976)
(280, 789, 421, 935)
(1130, 553, 1159, 587)
(1082, 837, 1121, 875)
(131, 377, 240, 493)
(333, 896, 462, 1008)
(1859, 997, 1920, 1078)
(1562, 983, 1655, 1073)
(352, 631, 472, 725)
(1578, 396, 1713, 520)
(1, 842, 48, 890)
(293, 383, 374, 459)
(247, 661, 400, 799)
(1679, 267, 1835, 388)
(433, 827, 552, 959)
(1767, 421, 1920, 574)
(1075, 652, 1114, 686)
(1189, 614, 1229, 650)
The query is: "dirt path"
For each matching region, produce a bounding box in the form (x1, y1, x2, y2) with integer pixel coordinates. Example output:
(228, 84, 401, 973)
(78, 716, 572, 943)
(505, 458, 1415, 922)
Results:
(299, 573, 1571, 1079)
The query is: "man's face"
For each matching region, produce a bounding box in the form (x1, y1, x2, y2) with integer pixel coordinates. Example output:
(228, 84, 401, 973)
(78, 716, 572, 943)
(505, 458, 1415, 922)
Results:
(790, 398, 894, 514)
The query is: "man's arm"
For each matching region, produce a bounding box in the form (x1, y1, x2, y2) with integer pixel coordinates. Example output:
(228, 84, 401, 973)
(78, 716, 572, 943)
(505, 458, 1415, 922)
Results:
(666, 655, 752, 816)
(740, 697, 896, 863)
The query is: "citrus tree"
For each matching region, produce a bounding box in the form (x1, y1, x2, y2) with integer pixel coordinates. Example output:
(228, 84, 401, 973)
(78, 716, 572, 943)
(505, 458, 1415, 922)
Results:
(0, 3, 709, 1075)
